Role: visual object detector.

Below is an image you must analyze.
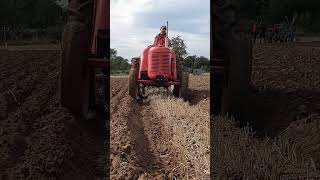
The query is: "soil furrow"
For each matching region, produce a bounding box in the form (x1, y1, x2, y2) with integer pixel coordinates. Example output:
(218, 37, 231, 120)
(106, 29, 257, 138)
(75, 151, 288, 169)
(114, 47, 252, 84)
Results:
(137, 100, 183, 179)
(111, 75, 210, 179)
(0, 49, 107, 179)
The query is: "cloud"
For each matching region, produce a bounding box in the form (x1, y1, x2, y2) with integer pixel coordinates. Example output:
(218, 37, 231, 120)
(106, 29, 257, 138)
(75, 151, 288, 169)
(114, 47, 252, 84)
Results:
(111, 0, 210, 60)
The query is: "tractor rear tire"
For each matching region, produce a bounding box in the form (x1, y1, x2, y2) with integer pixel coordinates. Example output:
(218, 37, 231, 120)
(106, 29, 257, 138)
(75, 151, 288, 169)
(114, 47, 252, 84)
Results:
(212, 0, 253, 118)
(173, 71, 189, 100)
(180, 72, 189, 100)
(223, 38, 252, 119)
(129, 58, 140, 99)
(59, 21, 91, 118)
(212, 73, 229, 115)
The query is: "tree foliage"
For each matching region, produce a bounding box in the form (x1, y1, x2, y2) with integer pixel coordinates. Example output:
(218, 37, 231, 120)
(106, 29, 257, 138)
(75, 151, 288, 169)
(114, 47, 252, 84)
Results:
(0, 0, 64, 42)
(184, 55, 210, 72)
(169, 36, 188, 61)
(0, 0, 63, 28)
(110, 48, 130, 74)
(110, 48, 117, 60)
(169, 36, 209, 72)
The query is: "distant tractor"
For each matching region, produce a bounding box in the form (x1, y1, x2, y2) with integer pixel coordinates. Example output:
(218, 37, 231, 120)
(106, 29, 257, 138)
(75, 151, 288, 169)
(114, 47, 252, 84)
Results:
(128, 22, 189, 100)
(265, 16, 296, 44)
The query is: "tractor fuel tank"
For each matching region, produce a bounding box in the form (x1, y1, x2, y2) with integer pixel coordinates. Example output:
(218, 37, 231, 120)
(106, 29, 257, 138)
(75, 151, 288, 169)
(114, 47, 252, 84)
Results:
(147, 47, 173, 81)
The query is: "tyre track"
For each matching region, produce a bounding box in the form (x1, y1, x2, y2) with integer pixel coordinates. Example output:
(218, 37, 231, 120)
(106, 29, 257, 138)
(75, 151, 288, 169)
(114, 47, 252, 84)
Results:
(111, 78, 159, 179)
(111, 77, 183, 179)
(110, 78, 128, 113)
(137, 100, 183, 179)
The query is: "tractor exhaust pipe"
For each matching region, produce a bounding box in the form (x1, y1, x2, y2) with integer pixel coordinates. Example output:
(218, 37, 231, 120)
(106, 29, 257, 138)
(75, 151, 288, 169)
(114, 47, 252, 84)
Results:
(167, 21, 169, 37)
(165, 21, 169, 47)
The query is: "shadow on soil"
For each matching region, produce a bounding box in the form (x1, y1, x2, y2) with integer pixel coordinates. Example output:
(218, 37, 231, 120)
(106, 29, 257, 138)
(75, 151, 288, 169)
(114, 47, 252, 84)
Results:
(188, 89, 210, 105)
(237, 88, 320, 137)
(74, 109, 108, 178)
(126, 100, 163, 177)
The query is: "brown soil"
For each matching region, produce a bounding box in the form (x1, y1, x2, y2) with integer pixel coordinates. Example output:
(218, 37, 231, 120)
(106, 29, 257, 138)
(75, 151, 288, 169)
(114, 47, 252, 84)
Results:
(239, 42, 320, 137)
(188, 75, 210, 113)
(212, 41, 320, 179)
(110, 75, 209, 179)
(0, 49, 107, 179)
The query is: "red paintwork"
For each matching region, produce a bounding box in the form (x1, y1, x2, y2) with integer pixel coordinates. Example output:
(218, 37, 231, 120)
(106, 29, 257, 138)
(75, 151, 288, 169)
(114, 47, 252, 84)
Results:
(138, 47, 150, 78)
(138, 45, 177, 83)
(91, 0, 109, 56)
(137, 80, 180, 86)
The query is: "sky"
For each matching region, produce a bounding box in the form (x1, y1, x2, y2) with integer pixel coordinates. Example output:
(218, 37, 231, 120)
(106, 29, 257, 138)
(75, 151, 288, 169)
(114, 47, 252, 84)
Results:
(111, 0, 210, 60)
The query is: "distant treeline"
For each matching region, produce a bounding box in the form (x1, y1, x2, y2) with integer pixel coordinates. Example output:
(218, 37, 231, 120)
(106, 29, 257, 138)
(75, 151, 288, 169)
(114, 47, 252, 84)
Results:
(0, 0, 63, 28)
(184, 55, 210, 72)
(110, 49, 131, 75)
(0, 0, 64, 42)
(2, 0, 319, 44)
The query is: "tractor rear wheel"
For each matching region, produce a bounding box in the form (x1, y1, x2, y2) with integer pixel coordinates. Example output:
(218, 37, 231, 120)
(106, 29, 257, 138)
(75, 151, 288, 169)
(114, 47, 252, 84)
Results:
(180, 72, 189, 99)
(59, 21, 91, 118)
(212, 0, 253, 118)
(212, 0, 237, 115)
(173, 71, 189, 100)
(129, 57, 140, 99)
(223, 38, 252, 118)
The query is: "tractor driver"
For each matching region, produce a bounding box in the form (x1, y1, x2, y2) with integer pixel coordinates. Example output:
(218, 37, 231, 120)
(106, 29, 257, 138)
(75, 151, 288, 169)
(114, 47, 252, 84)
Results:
(153, 25, 167, 46)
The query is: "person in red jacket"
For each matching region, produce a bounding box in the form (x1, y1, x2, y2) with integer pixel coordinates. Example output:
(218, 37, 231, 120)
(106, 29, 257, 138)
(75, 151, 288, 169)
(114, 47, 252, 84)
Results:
(153, 25, 167, 46)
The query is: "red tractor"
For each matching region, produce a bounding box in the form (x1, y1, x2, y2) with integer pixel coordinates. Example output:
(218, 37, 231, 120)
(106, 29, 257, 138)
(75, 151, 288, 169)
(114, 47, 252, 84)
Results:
(128, 22, 189, 100)
(59, 0, 109, 120)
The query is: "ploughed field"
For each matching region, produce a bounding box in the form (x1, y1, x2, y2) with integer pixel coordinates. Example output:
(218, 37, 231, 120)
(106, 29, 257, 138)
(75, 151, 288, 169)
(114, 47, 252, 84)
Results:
(0, 49, 107, 179)
(0, 48, 209, 180)
(2, 41, 319, 179)
(213, 42, 320, 179)
(110, 75, 210, 179)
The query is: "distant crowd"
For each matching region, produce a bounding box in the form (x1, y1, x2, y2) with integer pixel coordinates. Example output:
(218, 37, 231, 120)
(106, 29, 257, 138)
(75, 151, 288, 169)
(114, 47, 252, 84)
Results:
(251, 20, 296, 43)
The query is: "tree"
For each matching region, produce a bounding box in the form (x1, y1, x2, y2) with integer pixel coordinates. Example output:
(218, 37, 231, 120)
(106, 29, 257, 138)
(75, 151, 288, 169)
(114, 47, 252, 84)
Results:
(110, 48, 130, 74)
(0, 0, 62, 28)
(169, 36, 188, 61)
(110, 48, 117, 60)
(111, 56, 130, 71)
(184, 55, 197, 69)
(184, 55, 210, 72)
(194, 56, 210, 71)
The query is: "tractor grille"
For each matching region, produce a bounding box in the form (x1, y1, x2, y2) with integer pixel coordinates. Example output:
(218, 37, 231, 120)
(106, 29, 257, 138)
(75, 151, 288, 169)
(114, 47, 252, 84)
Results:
(150, 52, 170, 74)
